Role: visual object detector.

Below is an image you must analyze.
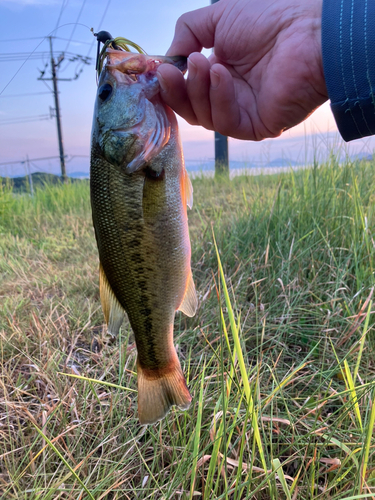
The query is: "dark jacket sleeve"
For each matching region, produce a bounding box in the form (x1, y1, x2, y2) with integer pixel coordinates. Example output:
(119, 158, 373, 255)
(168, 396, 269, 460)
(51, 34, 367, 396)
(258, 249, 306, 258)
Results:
(322, 0, 375, 141)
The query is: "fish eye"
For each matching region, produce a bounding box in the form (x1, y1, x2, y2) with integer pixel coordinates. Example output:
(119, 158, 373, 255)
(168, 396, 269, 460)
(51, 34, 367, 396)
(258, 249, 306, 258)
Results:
(98, 83, 113, 102)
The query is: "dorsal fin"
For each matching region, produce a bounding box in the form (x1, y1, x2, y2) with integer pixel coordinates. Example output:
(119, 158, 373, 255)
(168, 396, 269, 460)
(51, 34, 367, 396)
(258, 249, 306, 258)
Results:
(99, 263, 125, 335)
(178, 270, 197, 317)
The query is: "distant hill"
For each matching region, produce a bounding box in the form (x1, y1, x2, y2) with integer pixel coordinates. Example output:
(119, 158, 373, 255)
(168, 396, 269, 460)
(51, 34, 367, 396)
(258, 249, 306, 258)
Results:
(68, 171, 90, 179)
(0, 172, 88, 193)
(185, 158, 300, 172)
(185, 160, 257, 172)
(351, 152, 373, 162)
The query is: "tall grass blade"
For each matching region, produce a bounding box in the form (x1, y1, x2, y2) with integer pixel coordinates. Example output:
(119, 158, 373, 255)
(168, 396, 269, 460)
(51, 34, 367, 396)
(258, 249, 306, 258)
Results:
(264, 361, 310, 406)
(32, 423, 95, 500)
(361, 386, 375, 492)
(204, 310, 238, 497)
(190, 361, 205, 499)
(58, 372, 137, 392)
(343, 360, 363, 432)
(212, 231, 269, 479)
(353, 299, 372, 382)
(272, 458, 292, 500)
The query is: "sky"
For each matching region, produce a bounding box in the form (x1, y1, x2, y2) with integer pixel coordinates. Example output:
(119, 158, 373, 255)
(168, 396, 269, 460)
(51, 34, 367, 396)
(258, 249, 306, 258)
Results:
(1, 0, 375, 177)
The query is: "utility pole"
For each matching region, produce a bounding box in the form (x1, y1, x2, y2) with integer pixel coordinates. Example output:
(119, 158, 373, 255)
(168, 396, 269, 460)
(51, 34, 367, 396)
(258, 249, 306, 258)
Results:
(38, 38, 68, 182)
(49, 37, 67, 182)
(38, 40, 91, 182)
(26, 155, 34, 196)
(211, 0, 229, 179)
(214, 132, 229, 178)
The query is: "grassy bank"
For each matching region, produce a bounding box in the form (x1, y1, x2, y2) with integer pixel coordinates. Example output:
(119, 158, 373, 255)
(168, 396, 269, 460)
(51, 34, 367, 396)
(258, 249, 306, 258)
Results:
(1, 158, 375, 499)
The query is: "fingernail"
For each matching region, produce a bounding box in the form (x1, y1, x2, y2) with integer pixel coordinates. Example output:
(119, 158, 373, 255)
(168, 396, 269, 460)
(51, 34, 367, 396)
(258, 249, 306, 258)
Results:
(210, 69, 220, 89)
(188, 57, 197, 80)
(157, 71, 168, 92)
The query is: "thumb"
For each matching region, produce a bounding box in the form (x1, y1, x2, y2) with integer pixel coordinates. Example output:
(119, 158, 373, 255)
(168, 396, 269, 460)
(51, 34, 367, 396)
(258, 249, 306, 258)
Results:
(166, 3, 221, 57)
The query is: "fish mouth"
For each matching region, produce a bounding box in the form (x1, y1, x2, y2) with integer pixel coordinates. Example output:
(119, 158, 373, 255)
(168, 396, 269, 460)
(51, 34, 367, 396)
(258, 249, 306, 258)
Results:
(105, 49, 187, 76)
(95, 35, 187, 78)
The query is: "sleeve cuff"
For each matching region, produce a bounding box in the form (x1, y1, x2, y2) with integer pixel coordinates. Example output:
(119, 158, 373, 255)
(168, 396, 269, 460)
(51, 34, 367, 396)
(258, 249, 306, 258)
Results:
(322, 0, 375, 141)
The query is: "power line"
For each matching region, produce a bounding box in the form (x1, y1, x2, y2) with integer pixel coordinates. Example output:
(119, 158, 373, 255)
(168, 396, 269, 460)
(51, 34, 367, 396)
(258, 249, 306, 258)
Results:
(0, 52, 51, 62)
(0, 155, 67, 166)
(0, 91, 52, 98)
(54, 36, 92, 45)
(0, 155, 88, 167)
(0, 57, 49, 63)
(85, 0, 112, 58)
(29, 162, 60, 175)
(0, 33, 90, 44)
(0, 23, 92, 96)
(40, 79, 54, 93)
(0, 36, 46, 42)
(97, 0, 112, 33)
(0, 50, 88, 60)
(0, 114, 51, 125)
(0, 34, 90, 45)
(74, 0, 111, 78)
(0, 37, 47, 95)
(0, 119, 50, 125)
(0, 52, 50, 56)
(67, 155, 89, 160)
(64, 0, 87, 54)
(55, 0, 69, 33)
(0, 113, 50, 121)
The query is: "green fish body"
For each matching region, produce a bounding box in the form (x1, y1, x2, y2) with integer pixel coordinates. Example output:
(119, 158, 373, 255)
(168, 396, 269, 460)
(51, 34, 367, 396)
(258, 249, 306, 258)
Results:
(90, 49, 197, 424)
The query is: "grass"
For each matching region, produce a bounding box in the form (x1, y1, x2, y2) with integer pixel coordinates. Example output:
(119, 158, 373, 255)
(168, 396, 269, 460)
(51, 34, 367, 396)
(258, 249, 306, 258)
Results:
(1, 157, 375, 499)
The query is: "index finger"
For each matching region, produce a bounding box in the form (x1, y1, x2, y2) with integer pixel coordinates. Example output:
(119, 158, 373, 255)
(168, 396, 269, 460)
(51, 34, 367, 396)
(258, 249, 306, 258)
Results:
(166, 3, 221, 57)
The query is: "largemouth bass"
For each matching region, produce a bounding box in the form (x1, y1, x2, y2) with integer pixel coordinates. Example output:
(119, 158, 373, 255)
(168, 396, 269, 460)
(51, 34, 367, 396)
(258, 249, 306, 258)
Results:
(90, 44, 197, 425)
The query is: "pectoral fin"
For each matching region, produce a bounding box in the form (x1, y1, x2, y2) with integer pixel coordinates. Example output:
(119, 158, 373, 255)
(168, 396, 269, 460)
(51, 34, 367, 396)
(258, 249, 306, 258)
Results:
(178, 270, 198, 317)
(180, 167, 193, 210)
(185, 169, 193, 209)
(99, 263, 125, 335)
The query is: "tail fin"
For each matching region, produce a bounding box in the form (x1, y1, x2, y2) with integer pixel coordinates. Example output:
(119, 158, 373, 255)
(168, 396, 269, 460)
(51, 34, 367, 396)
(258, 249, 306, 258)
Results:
(137, 357, 192, 425)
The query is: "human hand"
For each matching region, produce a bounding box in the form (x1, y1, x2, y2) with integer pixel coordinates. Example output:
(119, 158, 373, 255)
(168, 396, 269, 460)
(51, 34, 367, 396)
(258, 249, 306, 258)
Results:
(157, 0, 328, 141)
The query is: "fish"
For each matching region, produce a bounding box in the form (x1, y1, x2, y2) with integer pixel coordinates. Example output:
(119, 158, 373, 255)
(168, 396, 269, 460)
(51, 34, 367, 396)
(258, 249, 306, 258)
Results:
(90, 44, 197, 425)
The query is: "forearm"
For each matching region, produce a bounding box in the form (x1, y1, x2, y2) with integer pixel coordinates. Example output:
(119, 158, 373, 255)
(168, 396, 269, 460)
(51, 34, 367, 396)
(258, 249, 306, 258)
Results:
(322, 0, 375, 141)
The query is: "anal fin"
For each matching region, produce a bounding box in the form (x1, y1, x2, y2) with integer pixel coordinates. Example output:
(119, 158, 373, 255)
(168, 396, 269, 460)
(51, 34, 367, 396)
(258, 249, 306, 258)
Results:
(178, 270, 198, 317)
(99, 263, 125, 335)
